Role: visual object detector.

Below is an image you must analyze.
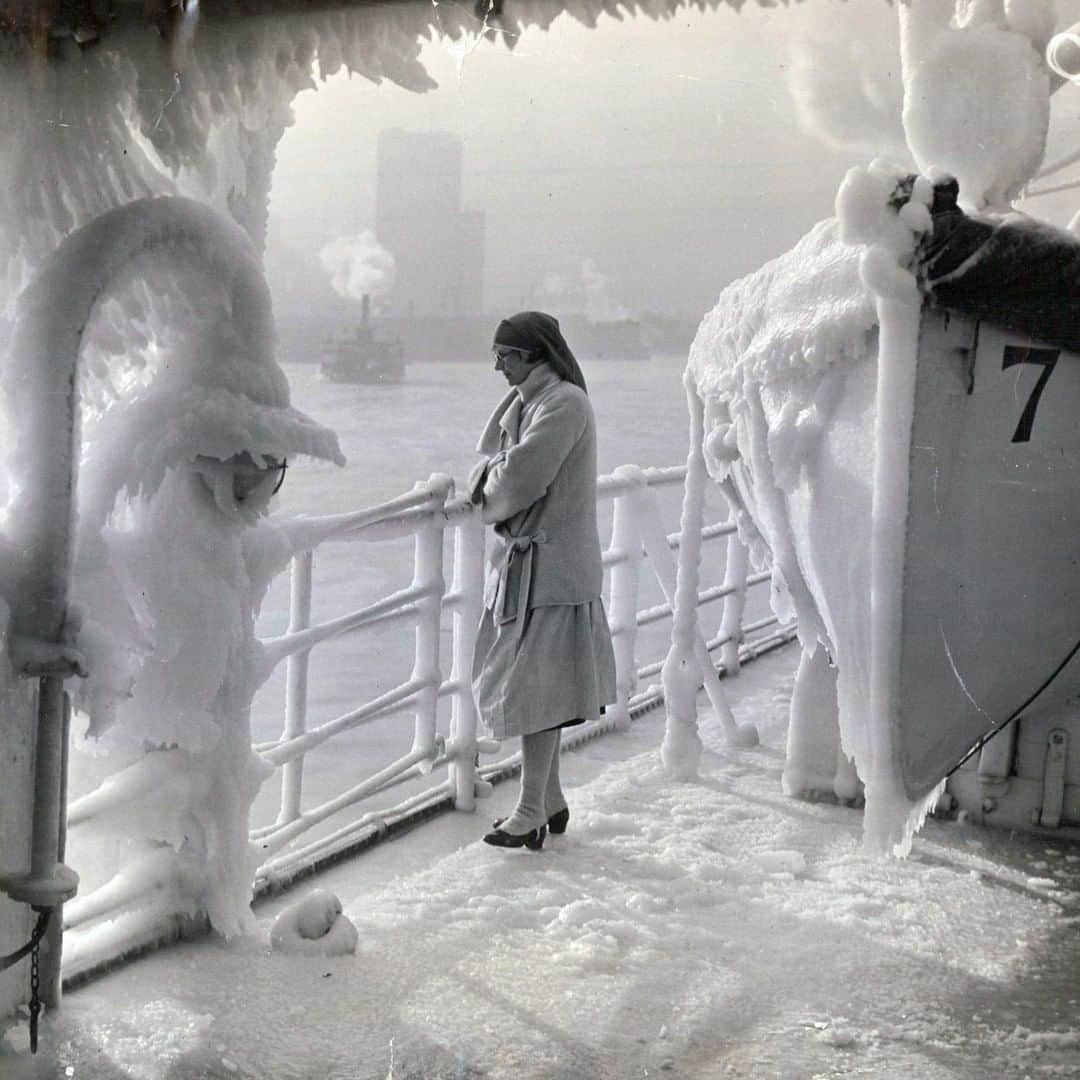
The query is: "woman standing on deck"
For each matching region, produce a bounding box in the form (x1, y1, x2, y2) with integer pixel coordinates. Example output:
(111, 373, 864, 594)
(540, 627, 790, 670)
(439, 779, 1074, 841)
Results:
(470, 311, 616, 850)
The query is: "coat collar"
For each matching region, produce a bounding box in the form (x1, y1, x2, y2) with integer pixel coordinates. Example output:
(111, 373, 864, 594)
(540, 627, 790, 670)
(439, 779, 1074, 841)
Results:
(476, 365, 562, 454)
(477, 390, 517, 454)
(516, 362, 559, 405)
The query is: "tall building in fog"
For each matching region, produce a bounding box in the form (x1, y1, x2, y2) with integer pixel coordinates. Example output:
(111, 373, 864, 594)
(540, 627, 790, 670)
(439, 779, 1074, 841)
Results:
(375, 129, 485, 318)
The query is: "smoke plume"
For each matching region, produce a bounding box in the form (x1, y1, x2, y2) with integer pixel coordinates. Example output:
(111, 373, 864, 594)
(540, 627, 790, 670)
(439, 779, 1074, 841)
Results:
(318, 231, 396, 301)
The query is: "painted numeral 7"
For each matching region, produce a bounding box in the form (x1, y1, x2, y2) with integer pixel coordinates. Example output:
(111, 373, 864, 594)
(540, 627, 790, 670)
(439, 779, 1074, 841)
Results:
(1002, 345, 1060, 443)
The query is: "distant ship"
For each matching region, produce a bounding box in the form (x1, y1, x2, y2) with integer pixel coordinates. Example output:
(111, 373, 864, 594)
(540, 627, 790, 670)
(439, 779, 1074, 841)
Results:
(320, 296, 406, 384)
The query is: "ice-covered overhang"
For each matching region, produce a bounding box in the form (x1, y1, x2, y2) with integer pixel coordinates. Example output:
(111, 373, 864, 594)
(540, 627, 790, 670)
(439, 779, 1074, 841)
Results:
(3, 0, 753, 45)
(0, 0, 772, 307)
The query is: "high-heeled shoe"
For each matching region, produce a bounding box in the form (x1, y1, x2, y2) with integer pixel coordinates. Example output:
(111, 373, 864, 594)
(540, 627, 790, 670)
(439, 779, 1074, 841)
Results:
(483, 825, 546, 850)
(493, 807, 569, 836)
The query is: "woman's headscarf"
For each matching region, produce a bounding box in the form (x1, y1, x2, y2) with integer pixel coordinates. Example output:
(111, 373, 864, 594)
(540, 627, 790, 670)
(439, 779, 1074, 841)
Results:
(493, 311, 588, 393)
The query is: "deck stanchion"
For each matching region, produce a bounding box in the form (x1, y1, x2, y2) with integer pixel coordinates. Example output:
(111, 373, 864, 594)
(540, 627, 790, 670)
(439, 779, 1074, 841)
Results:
(449, 512, 485, 811)
(719, 531, 749, 677)
(638, 377, 757, 773)
(608, 477, 644, 731)
(411, 476, 452, 770)
(277, 551, 314, 825)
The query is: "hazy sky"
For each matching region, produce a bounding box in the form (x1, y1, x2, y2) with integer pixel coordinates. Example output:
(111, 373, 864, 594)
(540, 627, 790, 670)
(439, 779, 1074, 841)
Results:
(266, 0, 903, 322)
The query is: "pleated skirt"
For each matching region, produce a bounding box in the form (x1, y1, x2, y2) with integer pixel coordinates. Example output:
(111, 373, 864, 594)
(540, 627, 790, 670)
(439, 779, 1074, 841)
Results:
(472, 598, 617, 740)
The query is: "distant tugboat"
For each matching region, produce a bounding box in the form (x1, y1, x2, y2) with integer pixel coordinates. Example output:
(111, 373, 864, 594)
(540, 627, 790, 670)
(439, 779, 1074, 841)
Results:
(320, 295, 406, 384)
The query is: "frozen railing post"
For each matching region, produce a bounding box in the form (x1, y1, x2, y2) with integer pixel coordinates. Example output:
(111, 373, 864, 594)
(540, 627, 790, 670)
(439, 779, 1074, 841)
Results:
(411, 474, 453, 771)
(718, 530, 749, 677)
(654, 376, 758, 777)
(448, 510, 485, 811)
(607, 468, 645, 732)
(277, 551, 314, 826)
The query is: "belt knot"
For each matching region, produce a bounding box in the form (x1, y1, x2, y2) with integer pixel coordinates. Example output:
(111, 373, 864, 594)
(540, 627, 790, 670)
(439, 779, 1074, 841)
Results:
(491, 530, 549, 646)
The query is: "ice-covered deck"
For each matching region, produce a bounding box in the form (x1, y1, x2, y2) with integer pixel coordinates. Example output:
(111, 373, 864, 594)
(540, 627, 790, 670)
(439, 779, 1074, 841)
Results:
(11, 649, 1080, 1080)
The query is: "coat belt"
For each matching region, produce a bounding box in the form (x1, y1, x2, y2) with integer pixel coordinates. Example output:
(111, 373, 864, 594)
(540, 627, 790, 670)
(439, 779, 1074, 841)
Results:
(492, 529, 548, 647)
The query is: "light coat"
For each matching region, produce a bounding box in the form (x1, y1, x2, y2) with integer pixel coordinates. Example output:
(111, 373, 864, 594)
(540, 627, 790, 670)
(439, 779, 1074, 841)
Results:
(472, 365, 603, 631)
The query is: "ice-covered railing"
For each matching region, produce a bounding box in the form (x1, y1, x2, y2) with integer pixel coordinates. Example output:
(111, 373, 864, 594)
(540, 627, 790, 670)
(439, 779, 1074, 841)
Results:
(248, 464, 786, 886)
(61, 461, 793, 982)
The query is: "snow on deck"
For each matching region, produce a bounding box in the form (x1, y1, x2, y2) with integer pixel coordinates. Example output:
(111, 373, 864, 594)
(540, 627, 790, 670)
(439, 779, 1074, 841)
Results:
(6, 646, 1080, 1079)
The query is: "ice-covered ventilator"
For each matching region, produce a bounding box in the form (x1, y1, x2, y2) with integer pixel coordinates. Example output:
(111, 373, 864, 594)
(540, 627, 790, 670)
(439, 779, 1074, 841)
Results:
(0, 196, 294, 1053)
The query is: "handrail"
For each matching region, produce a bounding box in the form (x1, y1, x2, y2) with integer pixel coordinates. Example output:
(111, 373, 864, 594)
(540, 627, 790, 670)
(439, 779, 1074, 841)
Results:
(596, 464, 686, 498)
(261, 677, 430, 766)
(633, 570, 770, 629)
(259, 587, 427, 672)
(280, 485, 448, 547)
(258, 742, 442, 856)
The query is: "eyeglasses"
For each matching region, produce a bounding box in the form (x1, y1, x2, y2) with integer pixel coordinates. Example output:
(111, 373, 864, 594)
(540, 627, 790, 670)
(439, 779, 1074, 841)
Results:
(492, 345, 531, 363)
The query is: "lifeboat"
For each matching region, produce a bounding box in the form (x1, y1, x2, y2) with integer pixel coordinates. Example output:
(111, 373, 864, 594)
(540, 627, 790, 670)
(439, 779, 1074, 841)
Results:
(899, 203, 1080, 825)
(692, 182, 1080, 837)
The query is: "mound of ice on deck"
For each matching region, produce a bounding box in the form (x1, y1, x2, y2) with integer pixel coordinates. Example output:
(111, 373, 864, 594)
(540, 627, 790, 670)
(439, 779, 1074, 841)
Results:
(271, 889, 359, 957)
(687, 163, 937, 855)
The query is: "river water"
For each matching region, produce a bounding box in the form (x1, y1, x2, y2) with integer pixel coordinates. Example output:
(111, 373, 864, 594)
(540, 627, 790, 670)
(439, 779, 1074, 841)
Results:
(272, 353, 697, 516)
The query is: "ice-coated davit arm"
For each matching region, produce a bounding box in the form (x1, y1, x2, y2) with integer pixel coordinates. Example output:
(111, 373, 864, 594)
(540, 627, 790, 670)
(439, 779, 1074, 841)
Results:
(5, 196, 280, 645)
(0, 196, 281, 1006)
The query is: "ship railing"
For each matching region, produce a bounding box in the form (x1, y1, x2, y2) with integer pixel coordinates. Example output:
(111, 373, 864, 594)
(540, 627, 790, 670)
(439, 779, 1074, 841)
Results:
(61, 463, 795, 980)
(247, 464, 789, 888)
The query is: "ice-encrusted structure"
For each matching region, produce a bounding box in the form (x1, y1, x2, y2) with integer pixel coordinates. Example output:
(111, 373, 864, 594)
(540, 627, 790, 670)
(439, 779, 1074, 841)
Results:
(4, 195, 345, 948)
(689, 166, 1080, 853)
(899, 0, 1055, 209)
(680, 0, 1074, 854)
(687, 164, 932, 854)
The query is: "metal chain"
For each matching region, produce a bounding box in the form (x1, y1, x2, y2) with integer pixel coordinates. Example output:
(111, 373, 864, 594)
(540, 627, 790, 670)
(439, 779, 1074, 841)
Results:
(29, 931, 41, 1054)
(0, 907, 51, 1053)
(0, 908, 50, 973)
